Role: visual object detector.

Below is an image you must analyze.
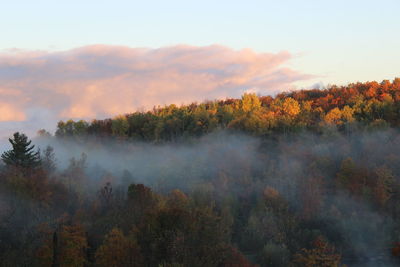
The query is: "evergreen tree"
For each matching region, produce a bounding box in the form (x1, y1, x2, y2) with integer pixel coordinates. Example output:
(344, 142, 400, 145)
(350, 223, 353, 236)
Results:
(1, 132, 41, 169)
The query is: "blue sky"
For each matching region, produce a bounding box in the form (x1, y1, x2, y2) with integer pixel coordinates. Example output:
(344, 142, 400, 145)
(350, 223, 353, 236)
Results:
(2, 0, 400, 86)
(0, 0, 399, 139)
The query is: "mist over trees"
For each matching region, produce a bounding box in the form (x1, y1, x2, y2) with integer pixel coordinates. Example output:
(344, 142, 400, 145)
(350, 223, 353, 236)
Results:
(1, 79, 400, 266)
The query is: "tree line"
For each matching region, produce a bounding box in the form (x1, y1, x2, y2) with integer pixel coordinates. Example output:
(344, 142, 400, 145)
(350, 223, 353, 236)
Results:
(55, 79, 400, 141)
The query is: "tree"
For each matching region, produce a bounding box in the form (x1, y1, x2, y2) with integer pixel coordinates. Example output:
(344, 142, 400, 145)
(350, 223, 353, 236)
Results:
(95, 228, 143, 267)
(37, 223, 88, 267)
(282, 97, 300, 117)
(324, 108, 342, 125)
(41, 145, 57, 173)
(55, 120, 88, 137)
(37, 129, 52, 138)
(293, 236, 342, 267)
(374, 166, 394, 207)
(127, 183, 158, 218)
(111, 115, 130, 137)
(336, 157, 356, 191)
(58, 224, 88, 267)
(259, 242, 290, 267)
(241, 93, 261, 113)
(1, 132, 41, 169)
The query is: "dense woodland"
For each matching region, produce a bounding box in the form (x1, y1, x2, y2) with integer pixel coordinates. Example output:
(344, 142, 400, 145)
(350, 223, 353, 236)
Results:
(2, 79, 400, 266)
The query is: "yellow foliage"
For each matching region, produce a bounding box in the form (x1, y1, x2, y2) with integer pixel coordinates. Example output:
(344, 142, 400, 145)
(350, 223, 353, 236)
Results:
(341, 106, 354, 123)
(324, 108, 342, 125)
(241, 93, 261, 113)
(282, 97, 300, 117)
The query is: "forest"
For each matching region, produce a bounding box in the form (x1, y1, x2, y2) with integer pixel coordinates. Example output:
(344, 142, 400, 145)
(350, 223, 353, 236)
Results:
(2, 79, 400, 266)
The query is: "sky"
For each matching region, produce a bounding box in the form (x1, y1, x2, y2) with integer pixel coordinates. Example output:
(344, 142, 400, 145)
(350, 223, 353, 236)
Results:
(0, 0, 399, 139)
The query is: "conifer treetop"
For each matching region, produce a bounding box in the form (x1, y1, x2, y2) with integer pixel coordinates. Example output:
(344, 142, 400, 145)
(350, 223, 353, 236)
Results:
(1, 132, 41, 169)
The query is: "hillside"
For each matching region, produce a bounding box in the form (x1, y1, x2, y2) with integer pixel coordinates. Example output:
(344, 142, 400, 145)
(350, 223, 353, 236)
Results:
(1, 80, 400, 266)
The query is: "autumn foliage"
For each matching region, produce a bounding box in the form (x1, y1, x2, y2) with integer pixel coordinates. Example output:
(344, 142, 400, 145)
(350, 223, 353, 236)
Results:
(2, 79, 400, 266)
(56, 78, 400, 141)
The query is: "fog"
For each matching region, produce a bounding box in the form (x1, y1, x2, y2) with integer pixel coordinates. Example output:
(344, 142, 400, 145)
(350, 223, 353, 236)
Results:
(1, 129, 400, 266)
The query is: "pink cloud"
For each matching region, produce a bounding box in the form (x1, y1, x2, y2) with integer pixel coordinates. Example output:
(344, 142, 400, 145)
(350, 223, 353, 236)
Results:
(0, 102, 26, 122)
(0, 44, 312, 135)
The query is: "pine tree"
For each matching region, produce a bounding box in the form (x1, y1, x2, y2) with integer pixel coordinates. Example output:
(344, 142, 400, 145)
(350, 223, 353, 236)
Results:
(1, 132, 41, 169)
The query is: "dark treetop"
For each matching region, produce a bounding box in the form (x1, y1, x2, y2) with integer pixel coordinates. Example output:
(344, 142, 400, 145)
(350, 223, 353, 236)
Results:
(1, 132, 41, 169)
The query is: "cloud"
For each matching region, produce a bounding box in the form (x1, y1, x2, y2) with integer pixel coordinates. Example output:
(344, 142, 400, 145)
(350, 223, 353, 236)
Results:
(0, 102, 26, 122)
(0, 44, 312, 136)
